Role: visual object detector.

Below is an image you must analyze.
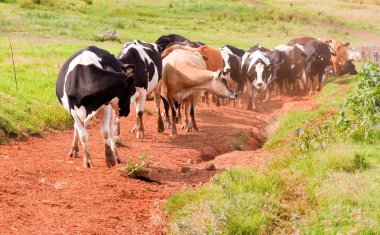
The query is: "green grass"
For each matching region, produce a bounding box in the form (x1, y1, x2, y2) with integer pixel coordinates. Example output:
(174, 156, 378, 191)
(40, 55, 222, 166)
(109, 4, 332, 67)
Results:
(165, 70, 380, 234)
(264, 76, 355, 151)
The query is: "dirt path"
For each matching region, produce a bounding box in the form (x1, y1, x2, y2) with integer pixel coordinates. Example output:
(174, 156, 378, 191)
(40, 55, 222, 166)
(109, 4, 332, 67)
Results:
(313, 19, 380, 46)
(0, 96, 315, 234)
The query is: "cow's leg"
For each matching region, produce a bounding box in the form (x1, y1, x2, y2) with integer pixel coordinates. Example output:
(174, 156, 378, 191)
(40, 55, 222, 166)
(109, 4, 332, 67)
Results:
(71, 114, 93, 168)
(190, 102, 199, 132)
(169, 99, 177, 136)
(246, 83, 254, 110)
(333, 62, 339, 76)
(183, 102, 190, 130)
(216, 97, 221, 107)
(308, 75, 314, 96)
(108, 106, 122, 164)
(316, 71, 324, 92)
(203, 91, 211, 107)
(154, 83, 164, 133)
(68, 127, 79, 158)
(134, 89, 146, 139)
(162, 97, 171, 129)
(115, 117, 121, 137)
(101, 105, 116, 167)
(130, 92, 139, 134)
(176, 103, 181, 124)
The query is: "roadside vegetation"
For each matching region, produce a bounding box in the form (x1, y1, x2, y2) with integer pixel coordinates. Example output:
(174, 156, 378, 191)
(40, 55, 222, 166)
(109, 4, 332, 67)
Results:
(165, 65, 380, 234)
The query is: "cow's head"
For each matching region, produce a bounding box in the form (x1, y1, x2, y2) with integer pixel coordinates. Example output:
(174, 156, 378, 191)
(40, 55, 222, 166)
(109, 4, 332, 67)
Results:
(248, 58, 273, 91)
(269, 50, 287, 80)
(302, 51, 330, 75)
(333, 41, 350, 60)
(212, 67, 236, 99)
(117, 64, 136, 117)
(339, 59, 357, 76)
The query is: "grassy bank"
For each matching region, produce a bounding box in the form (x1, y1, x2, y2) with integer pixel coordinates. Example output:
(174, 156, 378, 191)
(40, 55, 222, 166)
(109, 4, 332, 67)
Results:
(165, 65, 380, 234)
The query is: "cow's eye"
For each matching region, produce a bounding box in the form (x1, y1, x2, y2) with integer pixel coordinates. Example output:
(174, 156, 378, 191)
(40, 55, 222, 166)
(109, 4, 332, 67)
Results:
(222, 78, 227, 86)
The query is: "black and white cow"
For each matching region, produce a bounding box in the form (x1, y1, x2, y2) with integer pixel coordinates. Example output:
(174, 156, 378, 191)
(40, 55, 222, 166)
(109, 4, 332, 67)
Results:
(247, 44, 271, 53)
(242, 50, 273, 110)
(219, 45, 245, 93)
(288, 37, 335, 95)
(276, 44, 308, 93)
(155, 34, 204, 53)
(299, 41, 333, 94)
(56, 46, 136, 168)
(267, 49, 291, 98)
(116, 40, 164, 139)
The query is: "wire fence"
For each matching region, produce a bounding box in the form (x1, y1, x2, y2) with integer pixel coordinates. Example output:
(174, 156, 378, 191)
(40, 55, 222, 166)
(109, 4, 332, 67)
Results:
(360, 46, 380, 66)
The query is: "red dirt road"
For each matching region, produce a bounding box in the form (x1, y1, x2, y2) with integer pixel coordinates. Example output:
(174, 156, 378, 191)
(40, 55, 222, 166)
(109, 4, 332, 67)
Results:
(0, 96, 314, 234)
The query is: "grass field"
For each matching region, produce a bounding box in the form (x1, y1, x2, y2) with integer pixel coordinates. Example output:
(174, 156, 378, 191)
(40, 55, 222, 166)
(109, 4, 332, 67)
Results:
(165, 67, 380, 234)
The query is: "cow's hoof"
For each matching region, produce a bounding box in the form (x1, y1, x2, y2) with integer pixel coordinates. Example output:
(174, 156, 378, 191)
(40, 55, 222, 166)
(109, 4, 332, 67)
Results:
(83, 155, 94, 168)
(186, 126, 192, 132)
(216, 100, 221, 107)
(136, 131, 145, 139)
(68, 149, 79, 158)
(157, 119, 165, 133)
(105, 145, 116, 167)
(131, 126, 137, 133)
(115, 156, 123, 164)
(316, 86, 321, 92)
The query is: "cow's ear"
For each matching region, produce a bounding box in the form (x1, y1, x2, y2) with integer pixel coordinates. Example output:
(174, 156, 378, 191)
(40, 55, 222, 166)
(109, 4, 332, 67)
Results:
(344, 42, 350, 47)
(200, 45, 208, 53)
(202, 55, 209, 61)
(122, 64, 136, 74)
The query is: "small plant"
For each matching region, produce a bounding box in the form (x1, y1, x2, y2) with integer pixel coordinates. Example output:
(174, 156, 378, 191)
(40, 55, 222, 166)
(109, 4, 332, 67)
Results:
(231, 140, 243, 151)
(144, 107, 153, 116)
(113, 19, 125, 29)
(118, 155, 150, 178)
(352, 152, 371, 172)
(115, 138, 126, 147)
(234, 130, 250, 142)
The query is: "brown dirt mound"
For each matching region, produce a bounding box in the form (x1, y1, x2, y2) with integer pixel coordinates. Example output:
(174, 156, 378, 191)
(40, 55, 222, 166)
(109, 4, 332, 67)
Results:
(0, 95, 315, 234)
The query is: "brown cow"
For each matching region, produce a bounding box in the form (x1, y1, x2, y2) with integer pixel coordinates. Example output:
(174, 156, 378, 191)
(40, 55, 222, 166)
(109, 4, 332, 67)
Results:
(330, 40, 350, 75)
(162, 43, 231, 107)
(161, 44, 224, 71)
(162, 49, 235, 135)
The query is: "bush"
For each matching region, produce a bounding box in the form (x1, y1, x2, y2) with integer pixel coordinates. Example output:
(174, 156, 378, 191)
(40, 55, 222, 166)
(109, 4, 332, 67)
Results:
(293, 64, 380, 154)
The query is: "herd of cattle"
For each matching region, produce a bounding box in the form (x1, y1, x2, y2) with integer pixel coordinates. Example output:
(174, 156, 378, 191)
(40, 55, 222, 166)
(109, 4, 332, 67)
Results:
(55, 34, 358, 168)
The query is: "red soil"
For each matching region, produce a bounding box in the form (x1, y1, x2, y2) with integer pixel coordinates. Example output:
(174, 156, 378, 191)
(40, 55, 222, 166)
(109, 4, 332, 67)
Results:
(0, 95, 315, 234)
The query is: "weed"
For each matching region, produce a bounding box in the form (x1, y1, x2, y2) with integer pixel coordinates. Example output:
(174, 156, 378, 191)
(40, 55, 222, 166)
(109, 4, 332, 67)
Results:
(118, 155, 150, 178)
(144, 107, 153, 116)
(234, 130, 250, 142)
(231, 140, 243, 151)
